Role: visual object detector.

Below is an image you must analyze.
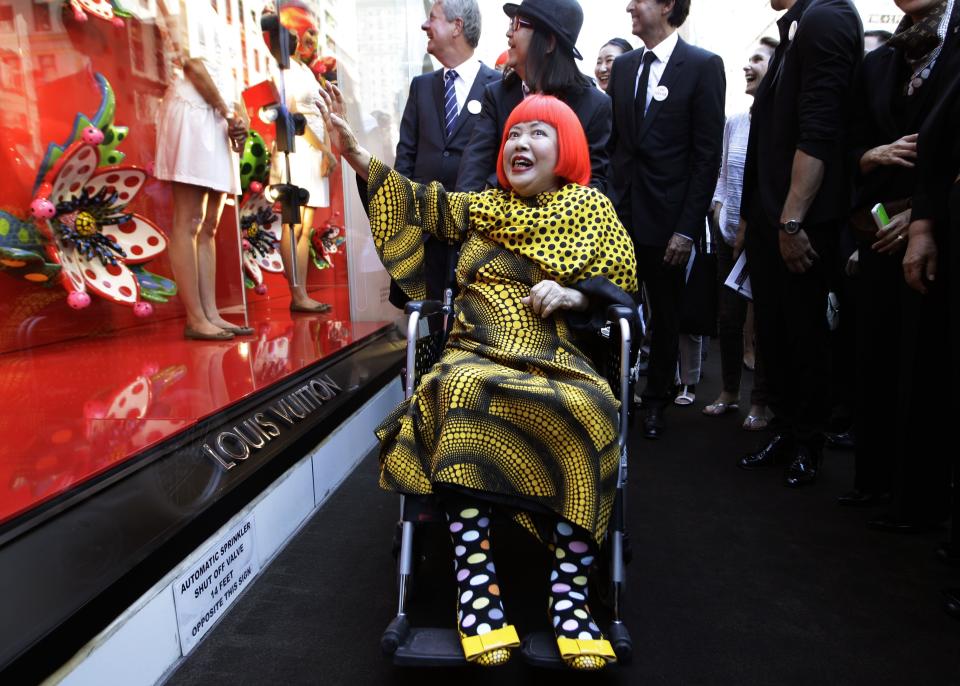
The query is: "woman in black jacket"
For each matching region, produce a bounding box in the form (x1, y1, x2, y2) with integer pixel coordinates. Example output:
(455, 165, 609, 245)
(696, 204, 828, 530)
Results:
(903, 18, 960, 618)
(454, 0, 611, 193)
(841, 0, 957, 528)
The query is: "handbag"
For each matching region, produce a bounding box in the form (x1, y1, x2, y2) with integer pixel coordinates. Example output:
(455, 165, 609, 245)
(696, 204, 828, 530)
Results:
(678, 222, 718, 337)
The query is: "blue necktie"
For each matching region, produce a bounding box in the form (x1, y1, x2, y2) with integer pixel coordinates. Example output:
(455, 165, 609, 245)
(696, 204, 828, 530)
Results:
(444, 69, 459, 138)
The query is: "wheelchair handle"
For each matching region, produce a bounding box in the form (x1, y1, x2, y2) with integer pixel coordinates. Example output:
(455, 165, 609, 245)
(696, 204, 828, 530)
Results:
(606, 304, 634, 323)
(404, 300, 445, 316)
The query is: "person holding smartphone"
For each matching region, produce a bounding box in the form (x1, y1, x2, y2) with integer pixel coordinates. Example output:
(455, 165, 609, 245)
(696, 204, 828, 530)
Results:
(842, 0, 958, 531)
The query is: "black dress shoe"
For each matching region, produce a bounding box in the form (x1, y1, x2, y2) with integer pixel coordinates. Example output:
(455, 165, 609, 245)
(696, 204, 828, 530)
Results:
(738, 433, 791, 470)
(784, 444, 822, 487)
(824, 430, 856, 451)
(643, 406, 664, 440)
(867, 514, 944, 534)
(944, 589, 960, 619)
(836, 490, 891, 507)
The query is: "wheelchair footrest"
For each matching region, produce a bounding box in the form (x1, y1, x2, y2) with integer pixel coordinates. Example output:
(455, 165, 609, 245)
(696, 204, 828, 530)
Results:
(393, 627, 468, 667)
(520, 632, 566, 669)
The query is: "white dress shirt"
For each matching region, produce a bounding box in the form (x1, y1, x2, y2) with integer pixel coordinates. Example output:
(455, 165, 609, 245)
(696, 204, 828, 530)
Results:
(444, 58, 483, 116)
(634, 30, 680, 114)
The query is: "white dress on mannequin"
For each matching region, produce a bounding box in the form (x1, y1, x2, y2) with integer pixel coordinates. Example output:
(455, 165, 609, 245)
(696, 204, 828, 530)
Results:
(268, 59, 330, 208)
(154, 1, 242, 195)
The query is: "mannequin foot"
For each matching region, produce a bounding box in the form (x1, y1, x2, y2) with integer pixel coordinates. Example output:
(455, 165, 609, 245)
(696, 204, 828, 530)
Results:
(207, 316, 254, 336)
(184, 319, 233, 340)
(290, 296, 332, 313)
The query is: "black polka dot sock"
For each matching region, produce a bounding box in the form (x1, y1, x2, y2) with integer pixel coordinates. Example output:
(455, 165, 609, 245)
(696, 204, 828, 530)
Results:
(548, 520, 610, 670)
(444, 500, 513, 665)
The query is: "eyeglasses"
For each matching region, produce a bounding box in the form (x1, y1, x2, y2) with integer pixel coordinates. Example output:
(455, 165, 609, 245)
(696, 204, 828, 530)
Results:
(510, 15, 534, 32)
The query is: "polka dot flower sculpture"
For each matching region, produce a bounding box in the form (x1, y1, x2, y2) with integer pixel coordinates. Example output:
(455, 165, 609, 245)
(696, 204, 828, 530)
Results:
(239, 185, 284, 295)
(68, 0, 132, 27)
(30, 138, 166, 315)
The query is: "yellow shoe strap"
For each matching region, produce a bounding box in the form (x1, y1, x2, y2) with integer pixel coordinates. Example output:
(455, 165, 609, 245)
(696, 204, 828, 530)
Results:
(460, 625, 521, 660)
(556, 636, 617, 662)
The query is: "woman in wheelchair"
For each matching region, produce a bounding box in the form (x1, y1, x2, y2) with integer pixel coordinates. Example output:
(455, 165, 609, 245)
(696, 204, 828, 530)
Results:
(320, 86, 637, 670)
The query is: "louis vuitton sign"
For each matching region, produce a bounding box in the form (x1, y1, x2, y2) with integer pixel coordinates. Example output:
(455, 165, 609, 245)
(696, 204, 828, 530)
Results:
(201, 373, 344, 471)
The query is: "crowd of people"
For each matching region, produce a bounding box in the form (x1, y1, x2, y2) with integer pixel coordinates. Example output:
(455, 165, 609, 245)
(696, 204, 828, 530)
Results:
(316, 0, 959, 670)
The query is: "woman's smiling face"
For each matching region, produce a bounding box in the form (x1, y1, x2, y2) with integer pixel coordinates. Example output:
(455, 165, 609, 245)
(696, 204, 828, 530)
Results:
(502, 120, 561, 197)
(595, 43, 626, 92)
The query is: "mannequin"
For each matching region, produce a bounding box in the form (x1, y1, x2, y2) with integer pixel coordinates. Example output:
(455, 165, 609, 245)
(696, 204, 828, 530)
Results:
(270, 5, 336, 313)
(155, 0, 252, 340)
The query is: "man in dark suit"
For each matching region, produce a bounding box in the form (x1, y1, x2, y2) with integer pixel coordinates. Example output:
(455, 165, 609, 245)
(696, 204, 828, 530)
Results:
(455, 0, 611, 193)
(605, 0, 725, 439)
(389, 0, 499, 308)
(739, 0, 862, 486)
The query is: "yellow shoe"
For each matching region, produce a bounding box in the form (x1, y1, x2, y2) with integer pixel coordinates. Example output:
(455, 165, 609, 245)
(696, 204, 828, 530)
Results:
(459, 625, 520, 666)
(556, 636, 617, 671)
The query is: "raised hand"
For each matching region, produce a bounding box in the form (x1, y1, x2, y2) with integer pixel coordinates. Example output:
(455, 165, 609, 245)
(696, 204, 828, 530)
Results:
(317, 83, 358, 155)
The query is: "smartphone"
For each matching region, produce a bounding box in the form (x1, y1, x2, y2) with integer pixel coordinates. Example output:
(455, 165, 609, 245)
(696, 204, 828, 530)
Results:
(871, 203, 891, 232)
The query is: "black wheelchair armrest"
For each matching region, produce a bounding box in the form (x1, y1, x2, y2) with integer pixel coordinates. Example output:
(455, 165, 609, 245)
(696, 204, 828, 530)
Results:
(606, 304, 634, 323)
(404, 300, 445, 317)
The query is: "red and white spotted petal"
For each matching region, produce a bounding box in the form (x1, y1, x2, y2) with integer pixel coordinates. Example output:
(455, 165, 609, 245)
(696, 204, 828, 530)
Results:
(56, 240, 88, 295)
(243, 194, 271, 216)
(257, 248, 284, 273)
(103, 215, 167, 264)
(72, 0, 114, 21)
(50, 144, 100, 205)
(265, 213, 282, 242)
(243, 252, 264, 285)
(84, 167, 147, 208)
(81, 258, 140, 305)
(105, 376, 151, 421)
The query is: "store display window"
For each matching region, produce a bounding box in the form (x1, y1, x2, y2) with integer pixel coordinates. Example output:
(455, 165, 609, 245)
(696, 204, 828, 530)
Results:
(0, 0, 428, 525)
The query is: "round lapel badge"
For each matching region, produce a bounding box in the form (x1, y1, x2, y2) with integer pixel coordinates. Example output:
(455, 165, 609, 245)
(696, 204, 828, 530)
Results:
(788, 20, 798, 41)
(652, 85, 669, 102)
(467, 99, 482, 115)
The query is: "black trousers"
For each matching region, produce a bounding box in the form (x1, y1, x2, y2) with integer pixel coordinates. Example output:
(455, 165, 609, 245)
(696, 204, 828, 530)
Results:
(715, 238, 769, 405)
(950, 186, 960, 546)
(889, 261, 952, 525)
(852, 247, 901, 494)
(635, 245, 686, 409)
(745, 215, 835, 448)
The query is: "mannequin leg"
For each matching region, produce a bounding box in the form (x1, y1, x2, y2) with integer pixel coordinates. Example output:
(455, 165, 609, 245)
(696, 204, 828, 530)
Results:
(283, 206, 330, 311)
(169, 183, 225, 336)
(196, 191, 236, 330)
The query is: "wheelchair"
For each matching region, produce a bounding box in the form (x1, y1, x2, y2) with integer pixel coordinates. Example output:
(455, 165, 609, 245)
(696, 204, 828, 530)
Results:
(380, 291, 637, 668)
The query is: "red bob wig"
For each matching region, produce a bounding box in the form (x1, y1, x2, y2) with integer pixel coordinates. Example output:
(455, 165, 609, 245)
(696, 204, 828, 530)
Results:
(278, 2, 317, 38)
(496, 94, 591, 190)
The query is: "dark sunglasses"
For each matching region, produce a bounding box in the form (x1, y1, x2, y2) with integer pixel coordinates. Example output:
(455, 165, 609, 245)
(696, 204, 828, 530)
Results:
(510, 15, 534, 31)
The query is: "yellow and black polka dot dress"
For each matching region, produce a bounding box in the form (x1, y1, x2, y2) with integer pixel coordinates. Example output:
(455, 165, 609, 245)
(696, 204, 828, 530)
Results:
(367, 158, 637, 544)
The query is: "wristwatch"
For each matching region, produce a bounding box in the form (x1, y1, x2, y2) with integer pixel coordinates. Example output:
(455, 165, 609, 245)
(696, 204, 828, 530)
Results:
(780, 219, 802, 235)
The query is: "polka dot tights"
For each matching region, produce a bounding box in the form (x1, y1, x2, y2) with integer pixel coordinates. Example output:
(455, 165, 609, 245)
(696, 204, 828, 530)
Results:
(549, 520, 602, 641)
(444, 500, 508, 638)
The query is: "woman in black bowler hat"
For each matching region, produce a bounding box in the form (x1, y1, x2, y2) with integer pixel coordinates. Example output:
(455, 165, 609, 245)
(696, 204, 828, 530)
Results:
(455, 0, 612, 194)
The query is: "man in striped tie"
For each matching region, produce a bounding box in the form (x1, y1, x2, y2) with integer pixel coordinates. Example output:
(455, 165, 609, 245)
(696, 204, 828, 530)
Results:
(389, 0, 499, 311)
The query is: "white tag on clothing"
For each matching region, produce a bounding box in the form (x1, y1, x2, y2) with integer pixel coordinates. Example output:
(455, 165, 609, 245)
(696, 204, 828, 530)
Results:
(467, 99, 482, 115)
(788, 20, 798, 41)
(652, 85, 669, 102)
